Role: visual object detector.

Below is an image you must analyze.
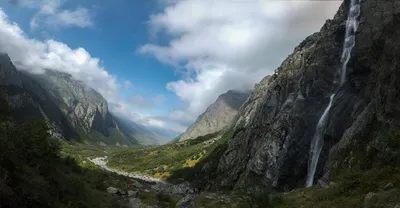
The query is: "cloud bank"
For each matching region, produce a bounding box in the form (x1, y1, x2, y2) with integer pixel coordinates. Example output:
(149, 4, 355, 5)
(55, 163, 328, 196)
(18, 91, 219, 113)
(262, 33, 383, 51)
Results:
(140, 0, 342, 127)
(0, 8, 185, 134)
(10, 0, 93, 29)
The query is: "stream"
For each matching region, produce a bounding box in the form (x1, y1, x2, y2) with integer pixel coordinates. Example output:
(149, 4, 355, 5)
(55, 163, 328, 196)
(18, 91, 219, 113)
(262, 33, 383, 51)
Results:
(88, 156, 168, 184)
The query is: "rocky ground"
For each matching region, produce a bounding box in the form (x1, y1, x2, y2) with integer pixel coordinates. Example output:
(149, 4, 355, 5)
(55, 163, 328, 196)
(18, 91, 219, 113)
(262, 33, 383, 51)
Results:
(90, 156, 238, 208)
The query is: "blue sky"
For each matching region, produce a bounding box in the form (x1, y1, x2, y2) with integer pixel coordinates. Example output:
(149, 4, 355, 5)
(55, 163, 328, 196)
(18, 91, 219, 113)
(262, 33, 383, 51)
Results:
(2, 0, 183, 117)
(0, 0, 341, 136)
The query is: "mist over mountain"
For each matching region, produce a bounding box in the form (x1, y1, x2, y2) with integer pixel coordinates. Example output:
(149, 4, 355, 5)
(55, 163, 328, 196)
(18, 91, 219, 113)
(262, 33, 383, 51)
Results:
(0, 53, 164, 146)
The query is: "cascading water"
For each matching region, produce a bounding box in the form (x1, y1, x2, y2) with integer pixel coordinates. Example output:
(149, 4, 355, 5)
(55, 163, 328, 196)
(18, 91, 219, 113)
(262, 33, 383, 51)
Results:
(305, 0, 361, 187)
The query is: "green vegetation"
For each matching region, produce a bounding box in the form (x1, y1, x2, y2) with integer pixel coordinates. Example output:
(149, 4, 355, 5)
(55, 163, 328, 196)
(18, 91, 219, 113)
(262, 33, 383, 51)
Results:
(169, 133, 183, 144)
(167, 123, 245, 188)
(0, 100, 133, 208)
(273, 127, 400, 208)
(274, 166, 400, 208)
(107, 132, 221, 179)
(136, 191, 178, 208)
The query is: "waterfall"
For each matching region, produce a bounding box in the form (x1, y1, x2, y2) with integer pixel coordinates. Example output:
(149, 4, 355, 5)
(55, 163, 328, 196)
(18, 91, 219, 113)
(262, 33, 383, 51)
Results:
(305, 0, 360, 187)
(305, 94, 335, 187)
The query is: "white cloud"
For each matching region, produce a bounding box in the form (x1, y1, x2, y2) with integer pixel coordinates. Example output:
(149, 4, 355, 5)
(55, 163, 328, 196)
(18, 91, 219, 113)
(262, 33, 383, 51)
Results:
(12, 0, 94, 29)
(0, 8, 182, 135)
(140, 0, 341, 125)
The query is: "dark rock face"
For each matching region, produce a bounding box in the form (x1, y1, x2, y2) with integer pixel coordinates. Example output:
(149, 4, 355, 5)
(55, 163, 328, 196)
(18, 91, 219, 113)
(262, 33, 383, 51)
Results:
(180, 90, 250, 141)
(210, 0, 400, 193)
(0, 54, 79, 140)
(0, 53, 159, 146)
(30, 70, 117, 136)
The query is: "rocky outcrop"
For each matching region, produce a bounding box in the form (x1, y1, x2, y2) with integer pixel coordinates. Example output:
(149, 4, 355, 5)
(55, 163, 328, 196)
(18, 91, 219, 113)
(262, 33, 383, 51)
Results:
(0, 53, 78, 139)
(31, 70, 116, 136)
(175, 195, 196, 208)
(207, 0, 400, 193)
(0, 53, 159, 145)
(180, 90, 250, 141)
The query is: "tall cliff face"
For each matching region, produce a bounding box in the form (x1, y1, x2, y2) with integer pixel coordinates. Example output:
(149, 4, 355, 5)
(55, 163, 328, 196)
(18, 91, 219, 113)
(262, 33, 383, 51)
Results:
(208, 0, 400, 193)
(31, 70, 115, 137)
(0, 53, 78, 139)
(0, 53, 160, 146)
(179, 90, 250, 141)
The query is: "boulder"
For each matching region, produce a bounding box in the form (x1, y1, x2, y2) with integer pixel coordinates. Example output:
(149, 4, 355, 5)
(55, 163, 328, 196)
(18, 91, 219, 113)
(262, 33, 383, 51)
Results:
(364, 192, 378, 208)
(107, 187, 119, 194)
(131, 180, 143, 188)
(176, 195, 196, 208)
(384, 182, 394, 191)
(129, 198, 143, 208)
(117, 189, 127, 196)
(128, 190, 139, 197)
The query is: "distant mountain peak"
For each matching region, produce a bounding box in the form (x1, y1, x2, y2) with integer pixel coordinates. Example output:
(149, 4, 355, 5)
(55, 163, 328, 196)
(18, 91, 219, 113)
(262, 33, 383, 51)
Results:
(179, 89, 251, 141)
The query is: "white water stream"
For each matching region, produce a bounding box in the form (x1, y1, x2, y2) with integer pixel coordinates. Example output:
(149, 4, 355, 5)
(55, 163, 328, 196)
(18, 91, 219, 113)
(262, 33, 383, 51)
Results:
(89, 156, 167, 184)
(305, 0, 361, 187)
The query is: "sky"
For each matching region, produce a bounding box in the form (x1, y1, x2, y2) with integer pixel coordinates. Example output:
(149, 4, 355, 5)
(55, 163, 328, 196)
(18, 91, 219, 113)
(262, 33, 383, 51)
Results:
(0, 0, 341, 138)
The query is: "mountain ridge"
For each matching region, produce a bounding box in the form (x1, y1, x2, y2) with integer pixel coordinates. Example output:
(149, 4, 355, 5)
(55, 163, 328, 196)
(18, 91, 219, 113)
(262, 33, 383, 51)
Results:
(179, 89, 251, 141)
(0, 53, 161, 146)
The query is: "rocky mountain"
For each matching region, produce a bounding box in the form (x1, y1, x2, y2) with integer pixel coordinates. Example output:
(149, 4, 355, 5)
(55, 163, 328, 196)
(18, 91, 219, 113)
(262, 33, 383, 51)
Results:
(179, 90, 251, 141)
(30, 70, 116, 137)
(0, 53, 159, 146)
(0, 53, 79, 139)
(195, 0, 400, 193)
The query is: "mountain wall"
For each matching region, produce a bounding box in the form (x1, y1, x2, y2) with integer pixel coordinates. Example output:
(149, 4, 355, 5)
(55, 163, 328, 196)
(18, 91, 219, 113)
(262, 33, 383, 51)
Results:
(0, 53, 78, 139)
(203, 0, 400, 193)
(0, 53, 159, 146)
(31, 70, 116, 137)
(179, 90, 250, 141)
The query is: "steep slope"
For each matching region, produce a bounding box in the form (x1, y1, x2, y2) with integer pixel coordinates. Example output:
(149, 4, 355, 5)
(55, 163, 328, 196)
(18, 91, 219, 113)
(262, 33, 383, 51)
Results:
(0, 53, 79, 139)
(0, 53, 159, 146)
(201, 0, 400, 193)
(30, 70, 116, 137)
(112, 114, 161, 146)
(179, 90, 250, 141)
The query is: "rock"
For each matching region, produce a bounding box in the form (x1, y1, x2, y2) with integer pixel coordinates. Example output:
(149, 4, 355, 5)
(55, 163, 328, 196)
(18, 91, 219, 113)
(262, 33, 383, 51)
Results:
(176, 195, 196, 208)
(129, 198, 142, 208)
(107, 187, 119, 194)
(128, 190, 139, 197)
(317, 179, 328, 188)
(131, 180, 143, 188)
(144, 189, 150, 192)
(364, 192, 378, 208)
(0, 52, 159, 145)
(179, 90, 250, 141)
(118, 189, 127, 196)
(171, 185, 186, 195)
(199, 0, 400, 194)
(384, 182, 394, 191)
(393, 205, 400, 208)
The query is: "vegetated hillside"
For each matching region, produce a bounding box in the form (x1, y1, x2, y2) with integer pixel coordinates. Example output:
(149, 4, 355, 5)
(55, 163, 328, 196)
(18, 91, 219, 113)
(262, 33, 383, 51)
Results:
(0, 53, 159, 147)
(179, 90, 250, 141)
(0, 99, 134, 208)
(112, 114, 162, 146)
(107, 131, 225, 179)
